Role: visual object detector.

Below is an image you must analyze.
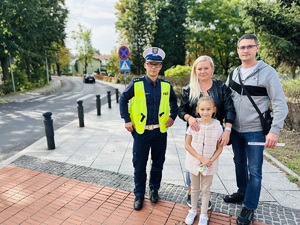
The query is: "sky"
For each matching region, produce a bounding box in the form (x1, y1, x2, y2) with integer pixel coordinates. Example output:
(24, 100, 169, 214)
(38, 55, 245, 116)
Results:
(65, 0, 118, 55)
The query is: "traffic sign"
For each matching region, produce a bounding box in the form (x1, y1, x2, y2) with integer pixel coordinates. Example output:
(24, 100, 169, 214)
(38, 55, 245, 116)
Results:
(120, 60, 131, 72)
(118, 46, 130, 60)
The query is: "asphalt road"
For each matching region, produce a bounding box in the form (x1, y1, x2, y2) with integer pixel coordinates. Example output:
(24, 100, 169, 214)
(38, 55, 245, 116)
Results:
(0, 76, 115, 162)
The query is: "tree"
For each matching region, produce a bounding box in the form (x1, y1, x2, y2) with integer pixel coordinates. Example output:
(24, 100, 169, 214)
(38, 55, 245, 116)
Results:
(115, 0, 153, 75)
(186, 0, 246, 75)
(0, 0, 68, 93)
(52, 44, 70, 76)
(72, 24, 94, 74)
(152, 0, 188, 74)
(242, 1, 300, 78)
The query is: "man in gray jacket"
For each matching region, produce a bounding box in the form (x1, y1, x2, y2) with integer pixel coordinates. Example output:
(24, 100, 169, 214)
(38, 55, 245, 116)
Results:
(224, 34, 288, 225)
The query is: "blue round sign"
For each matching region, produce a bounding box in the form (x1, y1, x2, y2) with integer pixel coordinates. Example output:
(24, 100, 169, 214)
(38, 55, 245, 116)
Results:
(118, 46, 130, 60)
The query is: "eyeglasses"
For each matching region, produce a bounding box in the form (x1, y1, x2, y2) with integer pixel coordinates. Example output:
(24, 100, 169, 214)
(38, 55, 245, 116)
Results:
(146, 63, 162, 68)
(238, 45, 257, 50)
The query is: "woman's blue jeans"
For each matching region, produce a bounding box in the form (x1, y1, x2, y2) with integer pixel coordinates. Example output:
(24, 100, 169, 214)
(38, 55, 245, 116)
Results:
(186, 171, 191, 187)
(231, 129, 265, 210)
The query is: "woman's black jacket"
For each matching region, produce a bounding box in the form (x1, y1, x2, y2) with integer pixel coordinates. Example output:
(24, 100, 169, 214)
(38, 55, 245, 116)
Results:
(178, 79, 236, 126)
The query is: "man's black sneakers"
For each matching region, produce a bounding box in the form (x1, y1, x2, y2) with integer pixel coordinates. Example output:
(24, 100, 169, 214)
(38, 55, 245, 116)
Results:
(223, 192, 244, 203)
(237, 207, 254, 225)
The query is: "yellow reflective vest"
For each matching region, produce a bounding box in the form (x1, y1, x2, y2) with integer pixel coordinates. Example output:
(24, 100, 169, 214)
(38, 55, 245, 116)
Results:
(129, 79, 170, 134)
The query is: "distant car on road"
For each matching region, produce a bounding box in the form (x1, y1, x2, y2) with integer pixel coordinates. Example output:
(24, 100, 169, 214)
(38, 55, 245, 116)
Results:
(83, 73, 95, 83)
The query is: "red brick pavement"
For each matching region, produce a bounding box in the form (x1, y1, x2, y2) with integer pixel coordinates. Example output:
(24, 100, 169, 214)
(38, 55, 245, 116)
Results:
(0, 166, 268, 225)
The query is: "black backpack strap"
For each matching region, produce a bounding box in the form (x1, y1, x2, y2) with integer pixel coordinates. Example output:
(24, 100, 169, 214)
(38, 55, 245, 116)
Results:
(229, 70, 233, 82)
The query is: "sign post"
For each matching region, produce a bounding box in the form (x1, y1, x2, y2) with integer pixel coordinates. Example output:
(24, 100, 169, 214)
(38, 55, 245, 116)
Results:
(118, 46, 131, 86)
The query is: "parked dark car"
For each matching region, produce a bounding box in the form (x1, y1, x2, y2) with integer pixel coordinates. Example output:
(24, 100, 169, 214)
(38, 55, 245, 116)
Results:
(83, 73, 95, 83)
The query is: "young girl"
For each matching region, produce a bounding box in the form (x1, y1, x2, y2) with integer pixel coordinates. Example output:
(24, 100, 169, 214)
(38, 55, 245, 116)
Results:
(184, 96, 224, 225)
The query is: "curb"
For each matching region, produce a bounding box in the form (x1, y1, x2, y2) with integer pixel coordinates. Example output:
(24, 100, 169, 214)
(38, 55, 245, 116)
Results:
(264, 151, 300, 181)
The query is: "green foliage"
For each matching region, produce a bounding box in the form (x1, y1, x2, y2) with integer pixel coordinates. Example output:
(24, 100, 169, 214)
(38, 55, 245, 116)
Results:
(186, 0, 246, 76)
(153, 0, 188, 74)
(115, 0, 152, 75)
(114, 0, 299, 79)
(242, 1, 300, 78)
(0, 0, 68, 94)
(106, 47, 121, 75)
(165, 65, 191, 78)
(115, 0, 189, 75)
(165, 65, 191, 96)
(52, 44, 70, 76)
(288, 175, 299, 183)
(72, 24, 94, 74)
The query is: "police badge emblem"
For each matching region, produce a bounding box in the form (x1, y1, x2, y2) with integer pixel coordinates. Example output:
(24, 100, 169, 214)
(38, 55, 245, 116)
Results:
(152, 47, 158, 55)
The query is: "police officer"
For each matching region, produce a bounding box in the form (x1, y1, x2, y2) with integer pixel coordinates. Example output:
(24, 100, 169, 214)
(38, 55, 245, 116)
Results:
(119, 47, 178, 210)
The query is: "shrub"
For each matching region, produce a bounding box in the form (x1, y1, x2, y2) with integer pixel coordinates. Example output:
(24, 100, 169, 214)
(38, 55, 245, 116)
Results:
(165, 65, 191, 97)
(282, 78, 300, 103)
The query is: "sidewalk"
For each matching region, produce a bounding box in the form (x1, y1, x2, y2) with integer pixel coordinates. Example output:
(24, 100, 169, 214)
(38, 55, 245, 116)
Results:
(0, 78, 299, 224)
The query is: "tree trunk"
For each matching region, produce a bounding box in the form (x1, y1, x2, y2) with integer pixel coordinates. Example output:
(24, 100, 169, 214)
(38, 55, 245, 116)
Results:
(291, 65, 296, 79)
(0, 56, 9, 92)
(25, 58, 31, 82)
(56, 62, 61, 76)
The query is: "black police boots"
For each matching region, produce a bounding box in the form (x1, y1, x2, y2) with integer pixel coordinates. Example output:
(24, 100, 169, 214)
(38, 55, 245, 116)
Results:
(150, 190, 159, 203)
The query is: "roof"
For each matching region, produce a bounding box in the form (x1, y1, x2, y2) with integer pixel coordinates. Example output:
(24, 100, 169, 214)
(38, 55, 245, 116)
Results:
(93, 54, 110, 60)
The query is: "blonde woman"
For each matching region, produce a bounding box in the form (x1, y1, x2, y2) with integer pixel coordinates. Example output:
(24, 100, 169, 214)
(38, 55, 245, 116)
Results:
(178, 55, 235, 210)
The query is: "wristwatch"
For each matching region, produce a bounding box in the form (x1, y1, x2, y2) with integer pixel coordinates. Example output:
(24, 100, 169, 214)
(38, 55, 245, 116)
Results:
(225, 127, 232, 132)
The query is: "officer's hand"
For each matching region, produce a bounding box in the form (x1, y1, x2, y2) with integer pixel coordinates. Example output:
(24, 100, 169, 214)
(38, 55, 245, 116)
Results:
(125, 122, 134, 132)
(165, 118, 174, 128)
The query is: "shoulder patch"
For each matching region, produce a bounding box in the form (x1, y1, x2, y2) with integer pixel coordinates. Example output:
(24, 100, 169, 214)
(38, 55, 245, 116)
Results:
(160, 78, 170, 84)
(133, 77, 143, 83)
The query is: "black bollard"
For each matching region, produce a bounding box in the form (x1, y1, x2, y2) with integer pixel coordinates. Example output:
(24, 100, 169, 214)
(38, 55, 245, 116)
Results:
(43, 112, 55, 150)
(115, 88, 119, 104)
(96, 94, 101, 116)
(77, 100, 84, 127)
(107, 91, 111, 108)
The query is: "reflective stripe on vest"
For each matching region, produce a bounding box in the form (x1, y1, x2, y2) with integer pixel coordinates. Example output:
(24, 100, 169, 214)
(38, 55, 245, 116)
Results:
(129, 80, 170, 134)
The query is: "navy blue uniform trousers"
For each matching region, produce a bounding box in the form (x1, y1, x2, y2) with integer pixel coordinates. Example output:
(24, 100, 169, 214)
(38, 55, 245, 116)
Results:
(132, 128, 167, 197)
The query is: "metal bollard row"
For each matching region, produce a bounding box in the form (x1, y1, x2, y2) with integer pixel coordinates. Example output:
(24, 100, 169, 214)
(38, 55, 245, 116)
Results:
(42, 90, 120, 149)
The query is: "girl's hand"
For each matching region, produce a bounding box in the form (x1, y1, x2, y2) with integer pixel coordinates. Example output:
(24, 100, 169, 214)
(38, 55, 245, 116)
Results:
(200, 157, 211, 167)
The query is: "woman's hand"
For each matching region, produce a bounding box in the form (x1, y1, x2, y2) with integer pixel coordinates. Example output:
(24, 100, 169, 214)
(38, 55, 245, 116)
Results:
(188, 116, 200, 131)
(219, 130, 231, 146)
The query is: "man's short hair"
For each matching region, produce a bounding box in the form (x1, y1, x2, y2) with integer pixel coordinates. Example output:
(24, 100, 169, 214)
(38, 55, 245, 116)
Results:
(237, 34, 259, 45)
